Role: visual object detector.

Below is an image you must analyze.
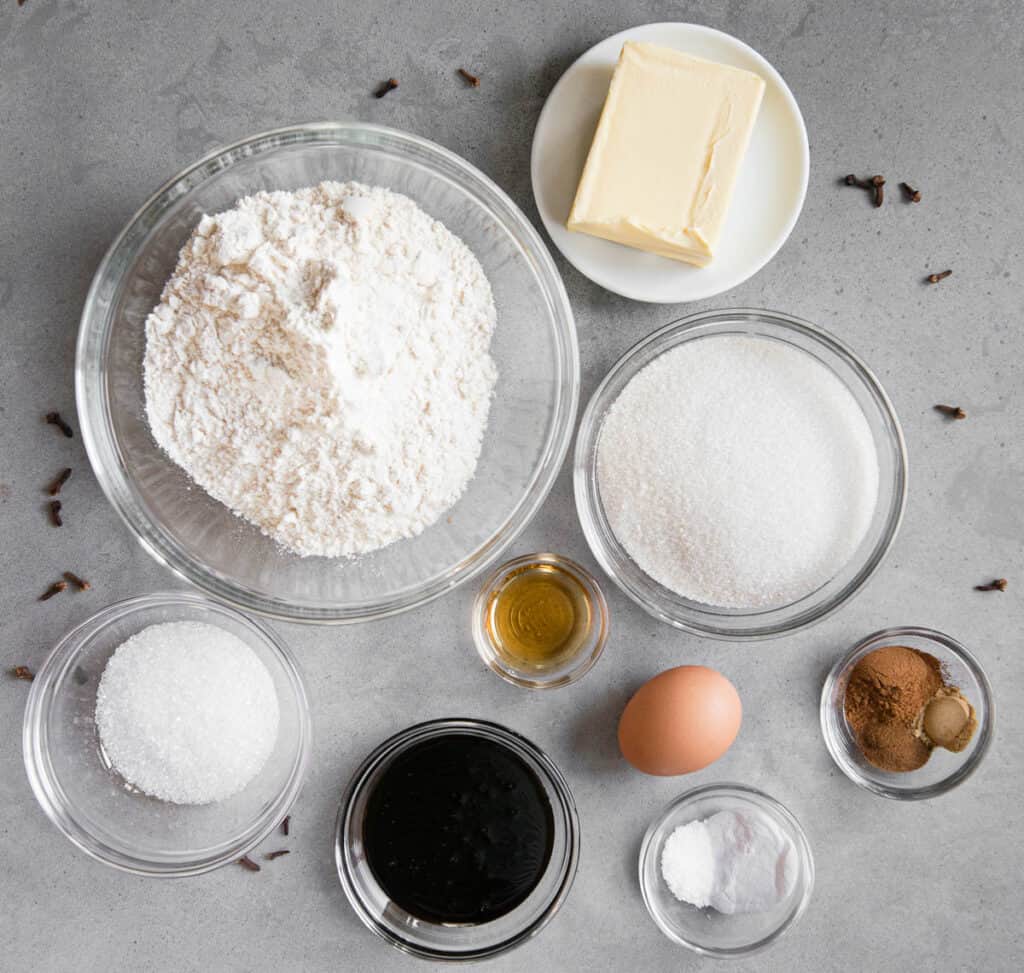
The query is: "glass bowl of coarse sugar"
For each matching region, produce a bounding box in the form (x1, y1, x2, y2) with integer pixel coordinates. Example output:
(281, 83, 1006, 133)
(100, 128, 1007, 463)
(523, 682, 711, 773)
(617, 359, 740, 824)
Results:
(77, 123, 578, 624)
(22, 592, 311, 876)
(574, 308, 907, 640)
(639, 784, 814, 957)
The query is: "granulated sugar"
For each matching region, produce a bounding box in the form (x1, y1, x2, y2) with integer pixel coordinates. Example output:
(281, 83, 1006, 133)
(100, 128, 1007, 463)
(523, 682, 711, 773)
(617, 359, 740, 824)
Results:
(597, 335, 879, 608)
(95, 621, 280, 805)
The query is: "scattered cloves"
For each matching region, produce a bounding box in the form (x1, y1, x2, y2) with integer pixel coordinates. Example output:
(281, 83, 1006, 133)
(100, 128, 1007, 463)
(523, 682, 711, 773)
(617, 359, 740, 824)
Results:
(39, 580, 68, 601)
(63, 571, 91, 591)
(374, 78, 399, 98)
(899, 181, 922, 203)
(975, 578, 1008, 592)
(843, 174, 885, 206)
(47, 467, 72, 496)
(11, 666, 35, 681)
(264, 850, 291, 861)
(933, 404, 966, 420)
(237, 855, 261, 872)
(927, 269, 953, 284)
(48, 500, 63, 526)
(45, 411, 73, 438)
(457, 67, 480, 87)
(281, 815, 290, 836)
(871, 174, 885, 207)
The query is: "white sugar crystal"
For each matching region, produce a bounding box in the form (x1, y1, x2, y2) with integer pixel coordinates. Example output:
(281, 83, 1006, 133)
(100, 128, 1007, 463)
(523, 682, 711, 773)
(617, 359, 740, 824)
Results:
(597, 335, 880, 608)
(95, 621, 280, 805)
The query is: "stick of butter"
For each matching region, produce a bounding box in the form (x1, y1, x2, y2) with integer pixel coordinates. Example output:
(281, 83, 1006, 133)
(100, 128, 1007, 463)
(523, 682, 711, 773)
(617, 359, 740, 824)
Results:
(568, 42, 766, 267)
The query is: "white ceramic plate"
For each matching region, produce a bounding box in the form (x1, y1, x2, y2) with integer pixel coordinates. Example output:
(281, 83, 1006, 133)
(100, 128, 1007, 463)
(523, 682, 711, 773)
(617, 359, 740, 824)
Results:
(531, 23, 809, 303)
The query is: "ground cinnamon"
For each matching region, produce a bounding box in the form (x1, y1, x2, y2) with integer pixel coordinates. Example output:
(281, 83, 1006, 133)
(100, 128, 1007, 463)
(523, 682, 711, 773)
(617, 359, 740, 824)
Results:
(844, 645, 943, 772)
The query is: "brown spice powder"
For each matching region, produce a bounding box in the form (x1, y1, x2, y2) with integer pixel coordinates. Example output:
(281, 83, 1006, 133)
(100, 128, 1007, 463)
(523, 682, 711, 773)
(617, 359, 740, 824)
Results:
(844, 645, 944, 772)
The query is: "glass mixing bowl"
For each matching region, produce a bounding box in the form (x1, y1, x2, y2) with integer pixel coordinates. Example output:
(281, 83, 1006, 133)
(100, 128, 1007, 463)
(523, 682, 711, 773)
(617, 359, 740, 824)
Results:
(22, 593, 311, 877)
(574, 308, 907, 639)
(77, 123, 578, 623)
(335, 718, 580, 961)
(821, 626, 994, 800)
(639, 784, 814, 958)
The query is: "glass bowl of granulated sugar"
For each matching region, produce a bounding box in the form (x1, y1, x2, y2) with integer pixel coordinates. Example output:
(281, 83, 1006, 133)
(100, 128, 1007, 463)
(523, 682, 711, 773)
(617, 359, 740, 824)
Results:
(77, 123, 578, 623)
(22, 592, 311, 876)
(574, 308, 907, 640)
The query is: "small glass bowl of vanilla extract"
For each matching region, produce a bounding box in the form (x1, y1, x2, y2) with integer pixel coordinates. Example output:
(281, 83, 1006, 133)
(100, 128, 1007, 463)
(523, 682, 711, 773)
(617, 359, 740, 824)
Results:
(473, 553, 609, 689)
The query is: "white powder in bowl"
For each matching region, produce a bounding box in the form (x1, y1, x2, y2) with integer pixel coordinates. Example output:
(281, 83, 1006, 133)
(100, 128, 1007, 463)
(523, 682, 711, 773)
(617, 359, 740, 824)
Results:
(597, 335, 879, 608)
(660, 809, 797, 915)
(144, 181, 497, 558)
(95, 621, 280, 805)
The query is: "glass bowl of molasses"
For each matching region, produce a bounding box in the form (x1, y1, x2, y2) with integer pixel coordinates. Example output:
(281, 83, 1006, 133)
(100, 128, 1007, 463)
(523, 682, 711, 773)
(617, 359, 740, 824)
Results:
(335, 718, 580, 961)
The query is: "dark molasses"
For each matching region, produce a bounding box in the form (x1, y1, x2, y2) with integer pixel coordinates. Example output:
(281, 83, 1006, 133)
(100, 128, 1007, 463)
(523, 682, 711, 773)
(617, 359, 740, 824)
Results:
(363, 732, 554, 924)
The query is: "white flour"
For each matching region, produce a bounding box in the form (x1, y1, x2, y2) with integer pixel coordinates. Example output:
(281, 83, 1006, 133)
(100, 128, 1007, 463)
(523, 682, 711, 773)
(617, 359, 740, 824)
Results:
(144, 181, 497, 557)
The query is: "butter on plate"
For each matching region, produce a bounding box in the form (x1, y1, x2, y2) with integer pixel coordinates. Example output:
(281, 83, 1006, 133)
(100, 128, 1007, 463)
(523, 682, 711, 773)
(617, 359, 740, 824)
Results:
(567, 42, 766, 268)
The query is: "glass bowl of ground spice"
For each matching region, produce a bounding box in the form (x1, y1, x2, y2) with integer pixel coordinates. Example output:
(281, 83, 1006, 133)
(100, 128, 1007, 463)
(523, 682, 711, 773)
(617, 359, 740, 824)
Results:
(574, 308, 907, 640)
(22, 592, 312, 875)
(820, 627, 994, 800)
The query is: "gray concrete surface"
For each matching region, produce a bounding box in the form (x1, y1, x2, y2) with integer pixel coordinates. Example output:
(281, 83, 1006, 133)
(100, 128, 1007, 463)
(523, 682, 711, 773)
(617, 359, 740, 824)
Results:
(2, 1, 1022, 970)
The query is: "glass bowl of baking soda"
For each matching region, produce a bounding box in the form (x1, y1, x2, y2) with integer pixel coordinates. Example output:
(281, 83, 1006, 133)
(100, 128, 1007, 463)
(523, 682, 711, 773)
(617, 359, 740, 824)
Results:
(639, 784, 814, 957)
(22, 592, 311, 876)
(77, 123, 578, 624)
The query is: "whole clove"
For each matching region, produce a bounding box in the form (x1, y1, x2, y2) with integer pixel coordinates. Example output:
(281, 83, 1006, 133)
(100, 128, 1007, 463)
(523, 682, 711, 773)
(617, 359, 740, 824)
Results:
(11, 666, 35, 681)
(374, 78, 399, 98)
(237, 855, 261, 872)
(933, 404, 966, 420)
(927, 269, 953, 284)
(871, 174, 885, 207)
(48, 500, 63, 526)
(281, 815, 290, 836)
(899, 181, 922, 203)
(975, 578, 1008, 592)
(843, 173, 885, 206)
(264, 850, 291, 861)
(47, 467, 72, 495)
(45, 412, 73, 438)
(457, 67, 480, 87)
(40, 580, 68, 601)
(63, 571, 91, 591)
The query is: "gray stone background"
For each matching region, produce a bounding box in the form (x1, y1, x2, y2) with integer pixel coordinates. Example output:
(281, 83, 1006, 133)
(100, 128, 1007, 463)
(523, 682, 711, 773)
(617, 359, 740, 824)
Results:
(2, 1, 1021, 970)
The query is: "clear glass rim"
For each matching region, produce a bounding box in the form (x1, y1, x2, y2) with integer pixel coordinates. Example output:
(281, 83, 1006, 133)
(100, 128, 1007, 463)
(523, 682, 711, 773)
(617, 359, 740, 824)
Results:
(334, 717, 580, 961)
(75, 122, 580, 624)
(573, 307, 908, 640)
(471, 552, 610, 690)
(638, 782, 815, 958)
(819, 626, 995, 801)
(21, 591, 313, 877)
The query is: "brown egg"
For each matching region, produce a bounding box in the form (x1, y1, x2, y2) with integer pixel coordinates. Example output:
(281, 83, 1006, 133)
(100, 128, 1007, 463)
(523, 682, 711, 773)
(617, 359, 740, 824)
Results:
(618, 666, 742, 775)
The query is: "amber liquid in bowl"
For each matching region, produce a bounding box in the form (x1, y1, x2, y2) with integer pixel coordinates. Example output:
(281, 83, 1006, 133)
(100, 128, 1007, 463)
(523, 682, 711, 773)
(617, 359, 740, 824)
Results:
(484, 561, 593, 669)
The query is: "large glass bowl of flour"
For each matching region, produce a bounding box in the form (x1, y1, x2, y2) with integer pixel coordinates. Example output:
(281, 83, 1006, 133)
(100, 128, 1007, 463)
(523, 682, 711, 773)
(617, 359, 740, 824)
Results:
(574, 309, 907, 640)
(77, 124, 578, 623)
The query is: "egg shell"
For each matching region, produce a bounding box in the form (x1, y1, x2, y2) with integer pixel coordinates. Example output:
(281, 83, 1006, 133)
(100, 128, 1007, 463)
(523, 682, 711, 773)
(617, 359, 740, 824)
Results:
(618, 666, 742, 775)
